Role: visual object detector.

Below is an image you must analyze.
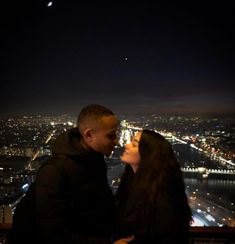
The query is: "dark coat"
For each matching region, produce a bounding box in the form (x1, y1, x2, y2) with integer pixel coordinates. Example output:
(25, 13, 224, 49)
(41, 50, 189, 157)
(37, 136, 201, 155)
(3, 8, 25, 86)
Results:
(115, 198, 190, 244)
(114, 171, 190, 244)
(35, 128, 116, 244)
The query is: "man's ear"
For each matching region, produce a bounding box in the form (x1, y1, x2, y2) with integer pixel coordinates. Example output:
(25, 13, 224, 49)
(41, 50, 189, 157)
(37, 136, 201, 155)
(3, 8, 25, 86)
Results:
(83, 128, 94, 142)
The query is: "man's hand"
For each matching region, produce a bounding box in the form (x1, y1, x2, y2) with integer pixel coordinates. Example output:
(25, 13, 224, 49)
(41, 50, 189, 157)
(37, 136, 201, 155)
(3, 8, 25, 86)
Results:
(113, 235, 134, 244)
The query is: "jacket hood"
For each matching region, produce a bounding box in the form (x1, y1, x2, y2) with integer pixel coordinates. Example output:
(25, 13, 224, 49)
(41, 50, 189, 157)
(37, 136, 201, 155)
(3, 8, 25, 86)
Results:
(52, 128, 86, 156)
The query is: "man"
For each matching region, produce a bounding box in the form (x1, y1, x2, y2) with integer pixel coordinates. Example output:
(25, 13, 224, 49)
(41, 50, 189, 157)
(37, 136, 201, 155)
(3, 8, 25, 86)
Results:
(35, 104, 119, 244)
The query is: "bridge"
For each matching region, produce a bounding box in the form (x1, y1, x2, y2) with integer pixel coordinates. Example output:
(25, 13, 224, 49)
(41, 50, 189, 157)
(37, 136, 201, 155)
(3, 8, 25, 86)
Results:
(182, 167, 235, 179)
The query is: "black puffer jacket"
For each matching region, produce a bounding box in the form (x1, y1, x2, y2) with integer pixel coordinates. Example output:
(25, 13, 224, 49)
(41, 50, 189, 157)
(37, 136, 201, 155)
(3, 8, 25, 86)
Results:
(35, 128, 116, 244)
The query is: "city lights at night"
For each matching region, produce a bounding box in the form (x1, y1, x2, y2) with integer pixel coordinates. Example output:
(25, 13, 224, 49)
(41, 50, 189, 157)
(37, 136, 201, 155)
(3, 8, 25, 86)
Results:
(1, 1, 235, 242)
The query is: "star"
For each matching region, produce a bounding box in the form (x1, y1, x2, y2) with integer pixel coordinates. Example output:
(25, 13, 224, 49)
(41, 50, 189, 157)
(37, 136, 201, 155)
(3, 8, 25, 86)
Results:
(47, 2, 53, 7)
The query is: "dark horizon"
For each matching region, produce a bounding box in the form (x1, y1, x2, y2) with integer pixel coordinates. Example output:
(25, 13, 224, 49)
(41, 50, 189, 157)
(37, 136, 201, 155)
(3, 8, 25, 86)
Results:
(2, 1, 235, 116)
(0, 110, 234, 119)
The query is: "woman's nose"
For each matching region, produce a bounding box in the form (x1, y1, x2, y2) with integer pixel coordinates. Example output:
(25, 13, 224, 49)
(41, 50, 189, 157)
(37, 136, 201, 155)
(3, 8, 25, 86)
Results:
(125, 143, 130, 149)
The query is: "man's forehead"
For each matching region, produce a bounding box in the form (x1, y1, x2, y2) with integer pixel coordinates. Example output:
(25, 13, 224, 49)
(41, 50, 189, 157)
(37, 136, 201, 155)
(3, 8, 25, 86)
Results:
(84, 115, 118, 131)
(100, 115, 119, 126)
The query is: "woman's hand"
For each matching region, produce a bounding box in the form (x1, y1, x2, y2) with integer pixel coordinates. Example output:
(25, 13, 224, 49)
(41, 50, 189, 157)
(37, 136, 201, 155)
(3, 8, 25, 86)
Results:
(113, 235, 134, 244)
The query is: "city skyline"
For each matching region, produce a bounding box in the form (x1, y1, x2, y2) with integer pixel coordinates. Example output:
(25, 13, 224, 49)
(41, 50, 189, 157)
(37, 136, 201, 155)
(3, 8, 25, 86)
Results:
(0, 113, 235, 229)
(2, 1, 235, 116)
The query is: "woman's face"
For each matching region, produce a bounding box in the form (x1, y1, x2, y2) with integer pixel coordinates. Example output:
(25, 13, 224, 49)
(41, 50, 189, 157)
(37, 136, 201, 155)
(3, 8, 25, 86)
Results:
(121, 131, 141, 171)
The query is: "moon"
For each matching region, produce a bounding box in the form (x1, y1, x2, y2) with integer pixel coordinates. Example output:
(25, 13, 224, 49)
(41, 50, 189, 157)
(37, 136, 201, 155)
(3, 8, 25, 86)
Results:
(47, 2, 53, 7)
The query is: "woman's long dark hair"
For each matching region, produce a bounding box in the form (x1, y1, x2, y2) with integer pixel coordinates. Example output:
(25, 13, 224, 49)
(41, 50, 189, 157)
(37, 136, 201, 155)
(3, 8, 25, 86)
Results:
(115, 129, 192, 229)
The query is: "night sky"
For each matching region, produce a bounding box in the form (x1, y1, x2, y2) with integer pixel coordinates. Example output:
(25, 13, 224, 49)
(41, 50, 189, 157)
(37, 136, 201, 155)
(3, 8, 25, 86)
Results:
(2, 1, 235, 116)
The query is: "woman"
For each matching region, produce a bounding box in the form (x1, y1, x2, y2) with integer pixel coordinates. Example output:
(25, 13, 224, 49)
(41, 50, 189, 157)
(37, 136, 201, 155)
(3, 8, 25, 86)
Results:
(113, 130, 192, 244)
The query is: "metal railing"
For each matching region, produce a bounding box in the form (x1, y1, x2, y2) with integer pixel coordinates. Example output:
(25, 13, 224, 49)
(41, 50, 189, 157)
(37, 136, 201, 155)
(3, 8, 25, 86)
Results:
(0, 224, 235, 244)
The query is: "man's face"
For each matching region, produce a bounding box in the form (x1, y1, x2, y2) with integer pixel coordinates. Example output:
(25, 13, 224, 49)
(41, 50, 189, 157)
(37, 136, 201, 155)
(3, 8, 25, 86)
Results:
(90, 115, 119, 156)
